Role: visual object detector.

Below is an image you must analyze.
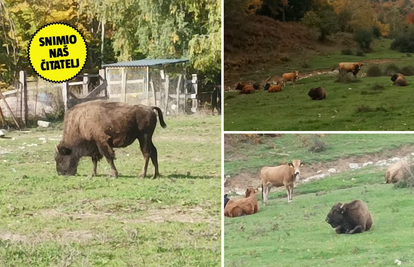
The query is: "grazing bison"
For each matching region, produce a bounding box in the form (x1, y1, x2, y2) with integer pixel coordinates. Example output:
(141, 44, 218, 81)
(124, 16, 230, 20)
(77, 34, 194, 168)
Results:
(337, 62, 363, 77)
(55, 101, 166, 179)
(385, 160, 412, 184)
(224, 188, 259, 217)
(391, 73, 407, 86)
(235, 83, 255, 94)
(260, 160, 303, 204)
(282, 71, 299, 87)
(264, 83, 282, 93)
(308, 87, 326, 100)
(326, 200, 373, 234)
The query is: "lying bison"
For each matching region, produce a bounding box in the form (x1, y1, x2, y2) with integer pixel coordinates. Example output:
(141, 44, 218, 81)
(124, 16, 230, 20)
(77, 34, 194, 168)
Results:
(308, 87, 326, 100)
(385, 160, 412, 184)
(326, 200, 373, 234)
(55, 101, 166, 178)
(391, 73, 407, 86)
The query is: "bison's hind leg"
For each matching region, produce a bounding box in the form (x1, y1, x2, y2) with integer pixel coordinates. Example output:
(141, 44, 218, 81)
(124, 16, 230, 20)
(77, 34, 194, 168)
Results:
(90, 153, 103, 177)
(150, 141, 159, 179)
(348, 225, 364, 234)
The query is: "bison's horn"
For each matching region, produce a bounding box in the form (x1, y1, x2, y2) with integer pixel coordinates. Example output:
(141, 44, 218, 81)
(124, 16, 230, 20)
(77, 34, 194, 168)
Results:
(340, 203, 345, 209)
(55, 145, 58, 153)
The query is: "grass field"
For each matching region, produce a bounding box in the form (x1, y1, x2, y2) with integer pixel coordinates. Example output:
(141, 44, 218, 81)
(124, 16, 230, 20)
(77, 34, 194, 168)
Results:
(224, 39, 414, 131)
(224, 134, 414, 267)
(0, 115, 221, 266)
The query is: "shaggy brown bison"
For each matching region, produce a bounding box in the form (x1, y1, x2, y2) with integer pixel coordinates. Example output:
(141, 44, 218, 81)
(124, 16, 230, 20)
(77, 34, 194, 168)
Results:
(224, 188, 259, 217)
(385, 160, 412, 183)
(308, 87, 326, 100)
(261, 160, 303, 204)
(326, 200, 373, 234)
(391, 73, 407, 86)
(55, 101, 166, 178)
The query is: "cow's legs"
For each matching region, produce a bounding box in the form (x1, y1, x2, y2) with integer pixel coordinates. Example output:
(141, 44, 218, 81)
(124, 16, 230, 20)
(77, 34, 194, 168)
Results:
(262, 183, 268, 204)
(96, 141, 118, 178)
(137, 134, 152, 178)
(149, 142, 159, 179)
(286, 185, 292, 203)
(289, 185, 294, 202)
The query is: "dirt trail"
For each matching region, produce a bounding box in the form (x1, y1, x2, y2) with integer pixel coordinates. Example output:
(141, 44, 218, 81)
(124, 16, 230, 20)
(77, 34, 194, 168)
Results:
(224, 145, 414, 194)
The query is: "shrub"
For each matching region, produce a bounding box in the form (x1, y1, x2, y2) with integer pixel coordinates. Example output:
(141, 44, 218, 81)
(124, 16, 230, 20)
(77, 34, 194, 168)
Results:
(400, 66, 414, 76)
(355, 50, 365, 57)
(335, 69, 359, 83)
(391, 34, 414, 53)
(341, 49, 353, 55)
(308, 136, 328, 153)
(354, 29, 373, 52)
(384, 64, 400, 76)
(407, 53, 412, 57)
(366, 65, 383, 77)
(372, 84, 385, 91)
(372, 25, 381, 38)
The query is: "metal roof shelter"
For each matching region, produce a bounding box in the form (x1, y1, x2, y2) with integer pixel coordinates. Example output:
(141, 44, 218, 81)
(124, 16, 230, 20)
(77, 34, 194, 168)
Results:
(103, 58, 195, 115)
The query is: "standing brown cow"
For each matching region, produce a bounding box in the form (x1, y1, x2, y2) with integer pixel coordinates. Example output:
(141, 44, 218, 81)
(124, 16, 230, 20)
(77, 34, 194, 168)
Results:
(55, 101, 166, 178)
(282, 71, 299, 87)
(260, 160, 303, 204)
(337, 62, 363, 77)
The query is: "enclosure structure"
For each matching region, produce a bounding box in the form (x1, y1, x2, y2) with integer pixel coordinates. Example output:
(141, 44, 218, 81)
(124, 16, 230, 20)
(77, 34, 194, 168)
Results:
(103, 58, 196, 115)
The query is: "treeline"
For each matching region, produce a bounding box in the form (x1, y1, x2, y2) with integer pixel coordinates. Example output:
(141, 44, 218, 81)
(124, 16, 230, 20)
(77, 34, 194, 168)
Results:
(225, 0, 414, 52)
(0, 0, 221, 87)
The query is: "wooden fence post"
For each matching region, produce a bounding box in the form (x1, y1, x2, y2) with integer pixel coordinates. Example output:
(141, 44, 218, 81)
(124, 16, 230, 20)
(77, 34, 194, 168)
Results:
(19, 71, 28, 127)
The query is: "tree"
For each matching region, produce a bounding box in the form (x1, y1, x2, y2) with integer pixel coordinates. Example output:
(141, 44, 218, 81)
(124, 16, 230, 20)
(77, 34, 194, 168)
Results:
(354, 29, 373, 52)
(302, 9, 339, 41)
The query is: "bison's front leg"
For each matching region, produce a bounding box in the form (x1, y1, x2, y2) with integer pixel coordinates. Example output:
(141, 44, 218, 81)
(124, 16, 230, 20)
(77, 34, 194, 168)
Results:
(97, 141, 118, 178)
(335, 226, 346, 234)
(348, 225, 363, 234)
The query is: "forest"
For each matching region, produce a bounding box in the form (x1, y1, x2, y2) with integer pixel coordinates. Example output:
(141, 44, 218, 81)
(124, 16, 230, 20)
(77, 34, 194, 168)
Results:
(0, 0, 221, 87)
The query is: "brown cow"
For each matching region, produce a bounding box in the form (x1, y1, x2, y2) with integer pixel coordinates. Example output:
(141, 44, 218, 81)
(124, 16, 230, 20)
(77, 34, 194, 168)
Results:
(391, 73, 407, 86)
(235, 83, 255, 94)
(282, 71, 299, 87)
(224, 188, 259, 217)
(385, 160, 412, 184)
(260, 160, 303, 204)
(308, 87, 326, 100)
(337, 62, 363, 77)
(55, 101, 166, 178)
(264, 82, 282, 93)
(326, 200, 373, 234)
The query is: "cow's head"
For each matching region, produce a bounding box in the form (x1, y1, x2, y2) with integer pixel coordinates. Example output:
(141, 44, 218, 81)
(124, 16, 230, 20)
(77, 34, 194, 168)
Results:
(245, 188, 256, 198)
(325, 203, 346, 227)
(54, 144, 80, 176)
(288, 159, 303, 177)
(264, 83, 270, 91)
(295, 70, 299, 76)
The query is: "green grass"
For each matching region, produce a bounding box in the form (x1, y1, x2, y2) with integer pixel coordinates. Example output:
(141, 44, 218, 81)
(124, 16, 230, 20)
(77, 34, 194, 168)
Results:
(224, 38, 414, 131)
(224, 74, 414, 131)
(0, 115, 221, 266)
(224, 134, 414, 176)
(224, 134, 414, 266)
(225, 180, 414, 267)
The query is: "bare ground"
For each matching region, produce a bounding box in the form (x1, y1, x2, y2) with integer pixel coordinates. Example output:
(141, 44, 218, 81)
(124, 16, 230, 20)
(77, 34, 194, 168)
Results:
(224, 144, 414, 194)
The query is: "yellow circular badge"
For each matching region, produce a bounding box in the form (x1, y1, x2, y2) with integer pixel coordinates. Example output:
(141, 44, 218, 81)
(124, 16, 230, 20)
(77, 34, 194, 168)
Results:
(28, 23, 88, 83)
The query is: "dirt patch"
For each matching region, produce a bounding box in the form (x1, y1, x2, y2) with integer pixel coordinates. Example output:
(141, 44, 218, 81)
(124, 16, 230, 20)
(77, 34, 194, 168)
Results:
(0, 230, 94, 244)
(224, 145, 414, 193)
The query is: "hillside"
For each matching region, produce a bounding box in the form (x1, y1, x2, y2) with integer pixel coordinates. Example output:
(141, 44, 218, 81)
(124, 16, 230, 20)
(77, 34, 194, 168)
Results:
(224, 15, 353, 87)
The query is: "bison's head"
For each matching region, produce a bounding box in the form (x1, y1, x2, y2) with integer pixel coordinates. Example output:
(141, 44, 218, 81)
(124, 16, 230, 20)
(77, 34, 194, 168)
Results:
(308, 88, 316, 97)
(325, 203, 346, 228)
(54, 144, 80, 176)
(391, 74, 399, 82)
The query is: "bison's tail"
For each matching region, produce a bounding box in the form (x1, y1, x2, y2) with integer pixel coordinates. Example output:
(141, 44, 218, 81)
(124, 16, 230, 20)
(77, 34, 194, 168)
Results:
(152, 107, 167, 128)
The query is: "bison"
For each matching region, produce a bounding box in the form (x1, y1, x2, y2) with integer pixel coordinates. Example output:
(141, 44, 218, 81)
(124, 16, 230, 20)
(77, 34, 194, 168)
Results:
(325, 200, 373, 234)
(224, 188, 259, 217)
(55, 101, 166, 179)
(308, 87, 326, 100)
(282, 71, 299, 87)
(264, 82, 282, 93)
(260, 160, 303, 204)
(385, 160, 412, 184)
(391, 73, 407, 86)
(224, 194, 230, 208)
(337, 62, 363, 77)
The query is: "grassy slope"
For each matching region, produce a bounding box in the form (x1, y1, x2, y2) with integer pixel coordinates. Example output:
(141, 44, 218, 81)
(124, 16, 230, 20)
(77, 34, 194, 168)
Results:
(224, 134, 414, 176)
(225, 173, 414, 267)
(224, 135, 414, 266)
(224, 39, 414, 131)
(0, 116, 221, 266)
